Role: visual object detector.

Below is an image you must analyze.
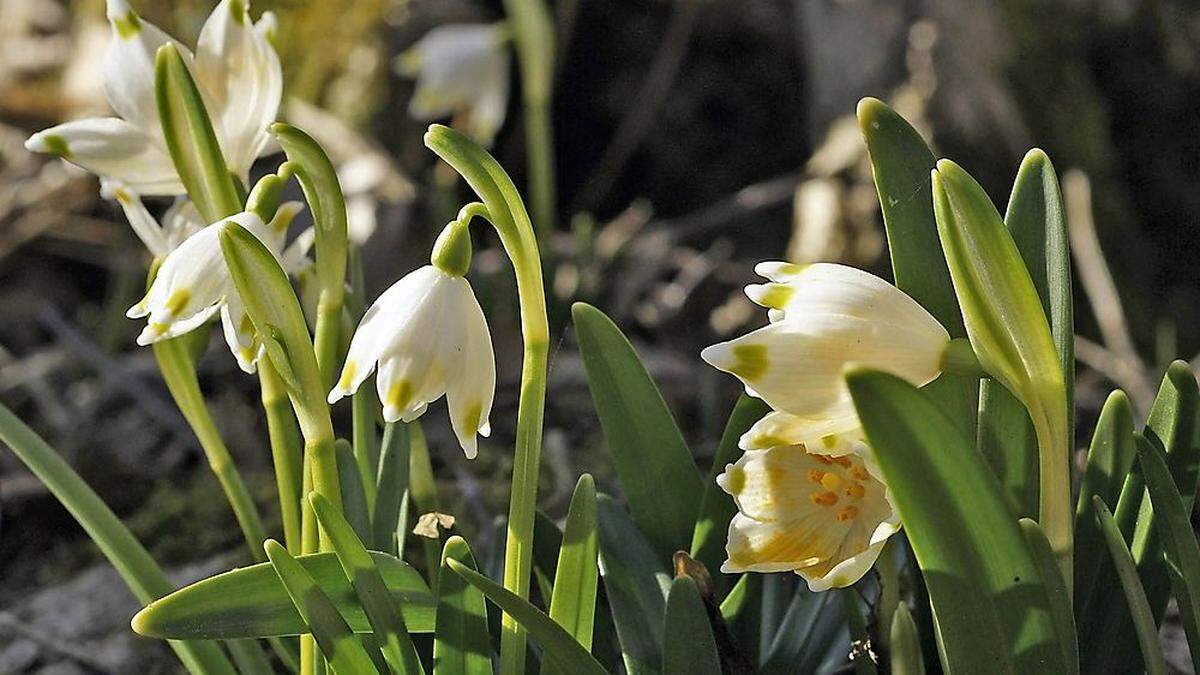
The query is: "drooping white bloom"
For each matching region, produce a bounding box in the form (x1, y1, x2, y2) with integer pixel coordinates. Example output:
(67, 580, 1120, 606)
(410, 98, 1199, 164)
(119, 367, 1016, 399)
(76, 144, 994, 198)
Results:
(101, 179, 204, 257)
(397, 23, 510, 146)
(702, 262, 950, 444)
(126, 204, 312, 373)
(25, 0, 281, 196)
(328, 265, 496, 459)
(717, 431, 901, 591)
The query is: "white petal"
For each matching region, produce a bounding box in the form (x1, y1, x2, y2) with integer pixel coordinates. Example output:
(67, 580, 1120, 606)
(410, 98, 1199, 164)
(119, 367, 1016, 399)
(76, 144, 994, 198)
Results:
(739, 411, 864, 452)
(26, 118, 183, 195)
(701, 312, 947, 423)
(464, 47, 510, 145)
(329, 266, 443, 403)
(195, 0, 282, 180)
(403, 23, 509, 139)
(802, 540, 887, 592)
(445, 279, 495, 458)
(221, 290, 259, 373)
(161, 198, 206, 251)
(128, 224, 231, 343)
(100, 179, 168, 256)
(103, 0, 192, 139)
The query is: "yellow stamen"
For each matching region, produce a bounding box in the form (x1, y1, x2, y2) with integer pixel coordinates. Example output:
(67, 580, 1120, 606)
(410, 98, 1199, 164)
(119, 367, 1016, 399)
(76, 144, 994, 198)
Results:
(820, 473, 842, 490)
(844, 483, 866, 499)
(810, 491, 838, 507)
(807, 469, 825, 484)
(836, 506, 859, 521)
(851, 465, 870, 481)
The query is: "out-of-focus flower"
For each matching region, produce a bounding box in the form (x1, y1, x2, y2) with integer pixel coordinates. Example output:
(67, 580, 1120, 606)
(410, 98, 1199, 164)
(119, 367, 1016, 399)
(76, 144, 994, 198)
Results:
(127, 204, 312, 373)
(702, 262, 951, 446)
(328, 264, 495, 458)
(717, 430, 900, 591)
(397, 23, 510, 146)
(25, 0, 281, 196)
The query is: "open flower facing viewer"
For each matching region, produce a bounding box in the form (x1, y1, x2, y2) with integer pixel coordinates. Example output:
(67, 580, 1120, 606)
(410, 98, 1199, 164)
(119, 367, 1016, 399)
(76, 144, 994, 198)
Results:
(703, 262, 961, 589)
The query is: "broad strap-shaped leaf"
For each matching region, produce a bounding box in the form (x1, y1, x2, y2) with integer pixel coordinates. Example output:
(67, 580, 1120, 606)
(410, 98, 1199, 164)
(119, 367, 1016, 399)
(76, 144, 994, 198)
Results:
(1136, 435, 1200, 673)
(263, 540, 380, 674)
(597, 494, 670, 674)
(0, 404, 238, 675)
(533, 510, 564, 604)
(841, 590, 878, 675)
(434, 536, 491, 675)
(132, 551, 435, 639)
(574, 302, 704, 562)
(718, 574, 760, 668)
(311, 493, 425, 675)
(662, 577, 721, 675)
(889, 603, 925, 675)
(1019, 519, 1078, 674)
(1092, 498, 1168, 675)
(373, 422, 411, 555)
(856, 97, 975, 437)
(846, 367, 1072, 673)
(759, 583, 841, 675)
(690, 394, 768, 600)
(1081, 361, 1199, 673)
(445, 559, 609, 675)
(154, 43, 240, 221)
(542, 475, 599, 675)
(1073, 390, 1135, 618)
(335, 439, 372, 543)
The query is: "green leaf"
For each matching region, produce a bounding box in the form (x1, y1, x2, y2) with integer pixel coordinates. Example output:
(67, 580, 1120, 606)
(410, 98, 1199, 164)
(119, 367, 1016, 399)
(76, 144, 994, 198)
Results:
(718, 575, 760, 667)
(542, 475, 599, 675)
(759, 583, 840, 675)
(932, 158, 1071, 572)
(889, 603, 925, 675)
(335, 439, 372, 543)
(434, 536, 491, 675)
(841, 590, 877, 675)
(856, 97, 975, 437)
(662, 576, 721, 675)
(846, 367, 1071, 673)
(0, 404, 238, 675)
(262, 540, 380, 675)
(311, 492, 425, 675)
(406, 421, 442, 577)
(1018, 518, 1078, 674)
(978, 149, 1072, 523)
(1135, 434, 1200, 673)
(573, 302, 704, 561)
(1092, 498, 1168, 675)
(445, 559, 609, 675)
(1073, 390, 1135, 618)
(597, 494, 670, 674)
(1081, 361, 1199, 673)
(154, 43, 240, 222)
(132, 551, 435, 639)
(690, 394, 768, 600)
(374, 422, 411, 555)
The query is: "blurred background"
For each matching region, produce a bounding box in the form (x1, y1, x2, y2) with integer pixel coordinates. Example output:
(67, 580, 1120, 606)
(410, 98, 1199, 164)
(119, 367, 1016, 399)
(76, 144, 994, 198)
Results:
(1, 0, 1199, 671)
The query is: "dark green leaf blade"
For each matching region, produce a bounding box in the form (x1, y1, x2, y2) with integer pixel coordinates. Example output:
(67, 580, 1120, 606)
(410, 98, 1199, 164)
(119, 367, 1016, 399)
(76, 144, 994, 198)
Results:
(573, 302, 704, 561)
(445, 559, 608, 675)
(597, 494, 670, 674)
(1136, 435, 1200, 673)
(542, 475, 599, 675)
(662, 577, 721, 675)
(132, 551, 435, 639)
(846, 367, 1070, 674)
(1019, 519, 1078, 674)
(1092, 498, 1168, 675)
(690, 394, 768, 600)
(335, 439, 372, 543)
(1073, 390, 1135, 618)
(889, 603, 925, 675)
(263, 540, 380, 675)
(434, 536, 491, 675)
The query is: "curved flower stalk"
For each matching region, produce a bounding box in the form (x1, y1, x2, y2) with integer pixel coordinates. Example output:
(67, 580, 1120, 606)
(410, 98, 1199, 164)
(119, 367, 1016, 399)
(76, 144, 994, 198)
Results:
(703, 262, 960, 450)
(717, 429, 901, 591)
(24, 0, 281, 197)
(329, 222, 496, 458)
(398, 23, 511, 147)
(128, 205, 312, 373)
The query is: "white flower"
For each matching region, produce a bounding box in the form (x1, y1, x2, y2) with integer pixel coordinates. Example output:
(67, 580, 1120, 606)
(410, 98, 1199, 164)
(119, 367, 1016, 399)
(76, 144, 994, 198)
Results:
(126, 204, 312, 373)
(101, 179, 204, 257)
(25, 0, 281, 196)
(328, 265, 495, 459)
(717, 431, 901, 591)
(702, 262, 950, 443)
(397, 23, 510, 146)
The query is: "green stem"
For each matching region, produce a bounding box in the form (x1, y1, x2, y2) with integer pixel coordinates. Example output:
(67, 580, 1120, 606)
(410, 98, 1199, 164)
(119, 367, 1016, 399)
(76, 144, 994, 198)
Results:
(407, 422, 441, 585)
(0, 404, 238, 675)
(876, 540, 900, 652)
(523, 98, 556, 236)
(425, 126, 550, 675)
(1033, 401, 1073, 594)
(313, 295, 341, 390)
(502, 0, 556, 236)
(153, 339, 267, 562)
(352, 374, 380, 514)
(260, 361, 304, 555)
